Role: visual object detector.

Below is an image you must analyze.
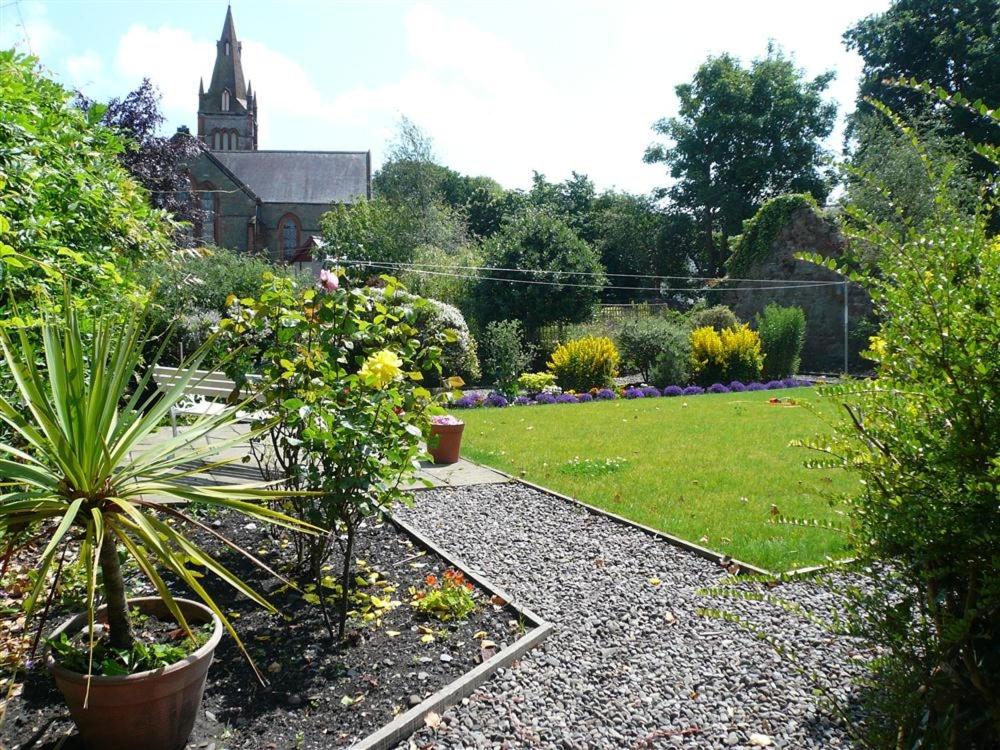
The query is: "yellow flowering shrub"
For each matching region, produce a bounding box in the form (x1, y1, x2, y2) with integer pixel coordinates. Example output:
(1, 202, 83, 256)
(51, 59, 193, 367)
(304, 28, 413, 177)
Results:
(690, 324, 763, 385)
(547, 336, 620, 392)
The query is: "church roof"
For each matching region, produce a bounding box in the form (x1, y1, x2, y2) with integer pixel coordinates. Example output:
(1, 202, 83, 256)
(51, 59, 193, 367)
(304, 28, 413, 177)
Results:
(212, 150, 371, 204)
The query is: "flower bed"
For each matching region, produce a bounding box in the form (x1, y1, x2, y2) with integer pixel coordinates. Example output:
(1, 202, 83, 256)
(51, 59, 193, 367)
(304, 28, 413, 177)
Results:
(451, 378, 811, 409)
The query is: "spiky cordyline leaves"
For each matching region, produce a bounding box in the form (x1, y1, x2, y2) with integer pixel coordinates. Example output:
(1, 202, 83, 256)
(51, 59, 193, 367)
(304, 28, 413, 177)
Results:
(0, 294, 320, 676)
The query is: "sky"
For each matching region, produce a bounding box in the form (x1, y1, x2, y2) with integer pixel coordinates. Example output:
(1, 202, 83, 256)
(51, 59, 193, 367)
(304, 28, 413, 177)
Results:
(1, 0, 892, 195)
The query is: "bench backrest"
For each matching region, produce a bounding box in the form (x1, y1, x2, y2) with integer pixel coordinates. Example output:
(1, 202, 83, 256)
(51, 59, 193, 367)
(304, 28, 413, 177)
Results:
(151, 366, 256, 401)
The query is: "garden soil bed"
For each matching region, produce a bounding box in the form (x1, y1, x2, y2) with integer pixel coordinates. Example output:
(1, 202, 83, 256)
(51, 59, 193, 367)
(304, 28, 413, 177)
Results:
(1, 509, 523, 750)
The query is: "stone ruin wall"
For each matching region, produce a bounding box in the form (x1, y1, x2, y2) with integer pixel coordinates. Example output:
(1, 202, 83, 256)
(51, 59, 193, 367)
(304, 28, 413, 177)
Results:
(723, 206, 874, 374)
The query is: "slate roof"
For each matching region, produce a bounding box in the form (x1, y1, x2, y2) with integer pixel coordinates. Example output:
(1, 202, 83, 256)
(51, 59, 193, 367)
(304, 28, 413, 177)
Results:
(212, 150, 371, 205)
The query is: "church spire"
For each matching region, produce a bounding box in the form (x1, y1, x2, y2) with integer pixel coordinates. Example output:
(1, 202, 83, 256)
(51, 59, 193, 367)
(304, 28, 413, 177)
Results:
(206, 4, 247, 105)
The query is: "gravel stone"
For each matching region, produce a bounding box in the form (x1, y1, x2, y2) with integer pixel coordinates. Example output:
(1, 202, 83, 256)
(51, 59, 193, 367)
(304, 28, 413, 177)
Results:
(393, 483, 869, 749)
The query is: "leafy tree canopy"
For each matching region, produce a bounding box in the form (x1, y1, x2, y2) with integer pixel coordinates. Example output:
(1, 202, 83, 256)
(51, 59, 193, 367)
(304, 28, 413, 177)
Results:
(844, 0, 1000, 148)
(645, 46, 837, 276)
(475, 206, 605, 331)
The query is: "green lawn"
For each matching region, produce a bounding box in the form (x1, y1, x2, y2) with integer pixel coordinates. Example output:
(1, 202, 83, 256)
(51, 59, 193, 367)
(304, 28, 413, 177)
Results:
(457, 387, 854, 572)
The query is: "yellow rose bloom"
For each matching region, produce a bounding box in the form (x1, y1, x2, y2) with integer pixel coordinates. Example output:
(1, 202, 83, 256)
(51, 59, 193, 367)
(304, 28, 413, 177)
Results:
(360, 349, 404, 388)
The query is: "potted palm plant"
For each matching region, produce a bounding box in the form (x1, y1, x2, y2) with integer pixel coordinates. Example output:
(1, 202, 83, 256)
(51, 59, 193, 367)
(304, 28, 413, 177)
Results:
(0, 298, 314, 750)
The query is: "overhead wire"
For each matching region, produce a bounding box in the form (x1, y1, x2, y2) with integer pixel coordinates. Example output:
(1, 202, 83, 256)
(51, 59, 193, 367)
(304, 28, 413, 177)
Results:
(345, 260, 845, 293)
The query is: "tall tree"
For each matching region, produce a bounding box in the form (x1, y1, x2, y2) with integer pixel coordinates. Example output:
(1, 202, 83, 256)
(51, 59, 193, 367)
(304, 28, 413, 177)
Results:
(644, 47, 837, 277)
(589, 192, 664, 302)
(474, 207, 605, 332)
(844, 0, 1000, 148)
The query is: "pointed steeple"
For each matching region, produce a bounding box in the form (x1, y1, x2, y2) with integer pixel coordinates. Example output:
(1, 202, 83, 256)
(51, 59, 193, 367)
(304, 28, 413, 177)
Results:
(199, 77, 204, 96)
(206, 4, 247, 107)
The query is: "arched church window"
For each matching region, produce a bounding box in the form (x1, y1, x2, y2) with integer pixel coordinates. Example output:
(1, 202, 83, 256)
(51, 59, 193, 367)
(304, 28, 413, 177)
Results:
(279, 214, 301, 260)
(200, 190, 217, 245)
(222, 90, 230, 111)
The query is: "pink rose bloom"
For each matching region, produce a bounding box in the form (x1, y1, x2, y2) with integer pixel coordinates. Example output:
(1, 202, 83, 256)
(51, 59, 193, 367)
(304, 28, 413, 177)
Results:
(319, 268, 339, 292)
(431, 414, 463, 426)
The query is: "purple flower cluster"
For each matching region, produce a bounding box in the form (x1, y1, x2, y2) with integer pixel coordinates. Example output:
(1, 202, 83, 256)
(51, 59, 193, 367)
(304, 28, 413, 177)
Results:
(449, 378, 813, 409)
(485, 392, 509, 408)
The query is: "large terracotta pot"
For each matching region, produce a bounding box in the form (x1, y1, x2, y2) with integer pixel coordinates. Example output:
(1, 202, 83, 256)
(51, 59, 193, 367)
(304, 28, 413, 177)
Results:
(47, 596, 222, 750)
(430, 421, 465, 464)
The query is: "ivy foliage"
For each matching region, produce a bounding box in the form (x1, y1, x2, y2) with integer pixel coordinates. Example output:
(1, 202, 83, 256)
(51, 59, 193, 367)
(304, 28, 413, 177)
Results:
(725, 193, 817, 279)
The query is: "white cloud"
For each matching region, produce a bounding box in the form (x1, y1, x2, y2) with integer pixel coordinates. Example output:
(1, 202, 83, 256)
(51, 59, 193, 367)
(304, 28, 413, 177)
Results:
(0, 1, 64, 59)
(66, 50, 104, 86)
(106, 0, 890, 194)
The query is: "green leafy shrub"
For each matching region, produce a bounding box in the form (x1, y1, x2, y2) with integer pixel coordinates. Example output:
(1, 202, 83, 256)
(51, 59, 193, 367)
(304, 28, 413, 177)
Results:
(221, 271, 448, 639)
(480, 320, 535, 393)
(795, 95, 1000, 748)
(548, 336, 620, 392)
(517, 371, 556, 393)
(411, 569, 477, 622)
(141, 248, 288, 365)
(687, 304, 739, 333)
(389, 290, 481, 385)
(647, 325, 693, 388)
(617, 317, 690, 381)
(690, 324, 763, 385)
(756, 304, 806, 379)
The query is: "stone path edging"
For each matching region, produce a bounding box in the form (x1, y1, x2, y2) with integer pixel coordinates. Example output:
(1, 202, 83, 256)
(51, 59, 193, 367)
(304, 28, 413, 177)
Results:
(350, 512, 553, 750)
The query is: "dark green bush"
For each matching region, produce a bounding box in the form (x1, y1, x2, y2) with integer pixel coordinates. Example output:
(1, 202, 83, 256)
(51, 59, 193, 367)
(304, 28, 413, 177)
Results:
(647, 324, 692, 388)
(479, 320, 535, 393)
(617, 317, 690, 381)
(687, 304, 739, 332)
(756, 304, 806, 379)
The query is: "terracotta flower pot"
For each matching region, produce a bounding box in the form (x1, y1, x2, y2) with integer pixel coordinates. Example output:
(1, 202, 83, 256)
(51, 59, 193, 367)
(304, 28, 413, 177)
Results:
(430, 421, 465, 464)
(47, 597, 223, 750)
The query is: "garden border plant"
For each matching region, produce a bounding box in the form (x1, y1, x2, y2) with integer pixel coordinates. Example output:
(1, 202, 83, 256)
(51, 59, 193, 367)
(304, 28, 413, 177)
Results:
(0, 290, 318, 749)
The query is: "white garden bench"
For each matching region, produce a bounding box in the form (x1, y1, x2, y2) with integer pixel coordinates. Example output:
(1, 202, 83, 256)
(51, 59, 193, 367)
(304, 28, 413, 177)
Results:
(151, 366, 261, 438)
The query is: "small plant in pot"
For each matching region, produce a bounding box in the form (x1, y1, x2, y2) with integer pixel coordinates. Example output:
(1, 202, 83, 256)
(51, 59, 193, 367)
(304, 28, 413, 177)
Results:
(429, 414, 465, 464)
(0, 297, 315, 750)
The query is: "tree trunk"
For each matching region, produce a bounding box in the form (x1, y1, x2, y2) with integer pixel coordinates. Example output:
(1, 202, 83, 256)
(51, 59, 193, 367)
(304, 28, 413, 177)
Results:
(99, 532, 134, 650)
(337, 519, 356, 641)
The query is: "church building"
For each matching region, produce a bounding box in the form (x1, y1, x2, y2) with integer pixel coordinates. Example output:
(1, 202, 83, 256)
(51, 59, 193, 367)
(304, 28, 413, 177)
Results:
(184, 6, 371, 262)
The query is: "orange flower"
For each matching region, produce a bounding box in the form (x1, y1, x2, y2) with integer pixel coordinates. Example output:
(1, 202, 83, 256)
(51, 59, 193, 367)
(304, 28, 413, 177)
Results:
(425, 574, 438, 587)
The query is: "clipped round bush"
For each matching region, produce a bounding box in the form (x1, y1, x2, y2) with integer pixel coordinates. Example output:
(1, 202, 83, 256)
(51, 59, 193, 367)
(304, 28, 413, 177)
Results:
(708, 383, 731, 393)
(641, 386, 661, 397)
(747, 382, 767, 391)
(661, 385, 684, 397)
(547, 336, 620, 392)
(623, 387, 645, 399)
(534, 392, 557, 405)
(576, 392, 594, 402)
(595, 388, 616, 400)
(729, 381, 747, 392)
(513, 395, 531, 406)
(555, 393, 578, 404)
(688, 304, 739, 333)
(682, 385, 705, 395)
(690, 324, 763, 386)
(616, 318, 690, 381)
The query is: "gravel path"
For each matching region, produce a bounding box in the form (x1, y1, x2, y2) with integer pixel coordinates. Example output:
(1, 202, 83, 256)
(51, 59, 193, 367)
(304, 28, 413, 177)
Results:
(394, 483, 867, 749)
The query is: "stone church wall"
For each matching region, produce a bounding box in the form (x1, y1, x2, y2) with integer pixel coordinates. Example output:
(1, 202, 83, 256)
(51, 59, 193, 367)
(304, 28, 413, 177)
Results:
(723, 206, 874, 374)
